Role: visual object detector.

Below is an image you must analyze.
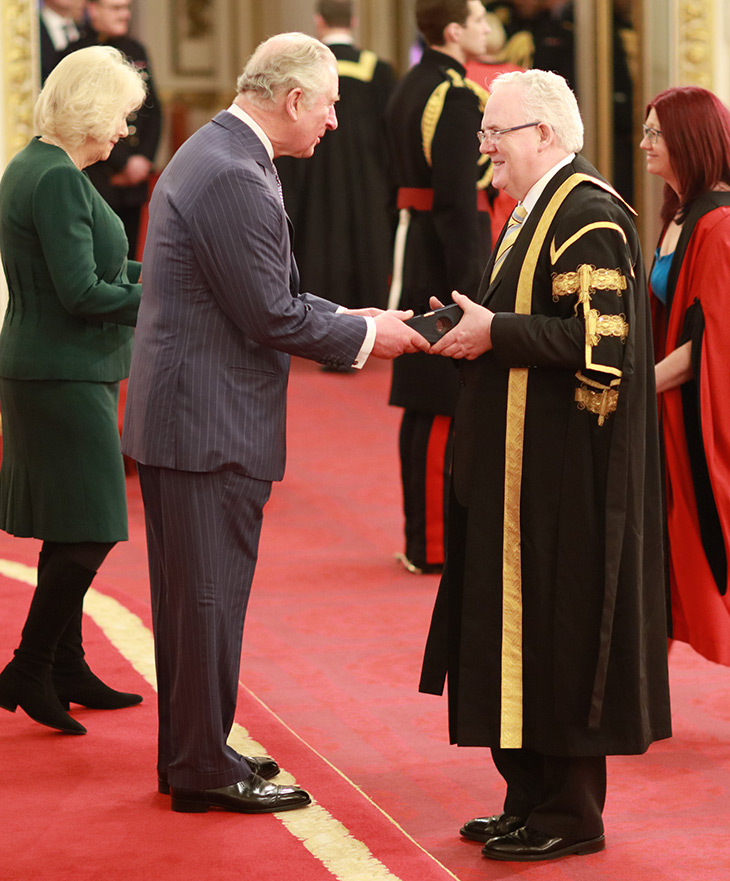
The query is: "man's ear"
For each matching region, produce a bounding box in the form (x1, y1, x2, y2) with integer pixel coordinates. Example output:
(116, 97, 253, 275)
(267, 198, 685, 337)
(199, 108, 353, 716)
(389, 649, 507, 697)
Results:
(443, 21, 461, 46)
(536, 122, 554, 151)
(284, 88, 305, 120)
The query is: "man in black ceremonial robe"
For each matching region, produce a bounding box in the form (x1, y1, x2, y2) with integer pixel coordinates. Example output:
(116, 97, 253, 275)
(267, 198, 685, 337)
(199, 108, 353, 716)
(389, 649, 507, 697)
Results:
(420, 68, 671, 862)
(276, 0, 396, 315)
(386, 0, 493, 575)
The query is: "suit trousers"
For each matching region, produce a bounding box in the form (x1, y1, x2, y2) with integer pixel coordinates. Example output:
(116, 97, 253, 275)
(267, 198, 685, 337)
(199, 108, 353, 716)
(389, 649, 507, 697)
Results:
(491, 746, 607, 839)
(138, 464, 272, 790)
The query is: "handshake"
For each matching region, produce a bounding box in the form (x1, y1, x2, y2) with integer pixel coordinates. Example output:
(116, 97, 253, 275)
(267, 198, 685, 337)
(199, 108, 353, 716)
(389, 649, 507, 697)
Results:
(343, 291, 495, 361)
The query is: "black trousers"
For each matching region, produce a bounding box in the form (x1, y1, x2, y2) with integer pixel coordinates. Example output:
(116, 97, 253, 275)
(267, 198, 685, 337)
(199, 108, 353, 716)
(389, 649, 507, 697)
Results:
(491, 746, 607, 839)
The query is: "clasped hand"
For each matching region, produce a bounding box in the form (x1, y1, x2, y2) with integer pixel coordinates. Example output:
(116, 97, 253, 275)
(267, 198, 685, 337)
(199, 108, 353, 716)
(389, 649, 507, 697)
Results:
(428, 291, 494, 360)
(341, 307, 430, 359)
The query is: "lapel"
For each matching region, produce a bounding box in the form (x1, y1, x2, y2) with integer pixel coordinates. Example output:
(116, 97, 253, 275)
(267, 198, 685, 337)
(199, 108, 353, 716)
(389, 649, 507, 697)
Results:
(211, 111, 299, 294)
(211, 110, 284, 217)
(480, 156, 602, 309)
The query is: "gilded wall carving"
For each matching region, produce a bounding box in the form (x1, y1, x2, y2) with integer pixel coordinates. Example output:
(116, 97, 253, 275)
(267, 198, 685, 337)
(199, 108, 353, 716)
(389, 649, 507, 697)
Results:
(2, 0, 37, 164)
(676, 0, 714, 88)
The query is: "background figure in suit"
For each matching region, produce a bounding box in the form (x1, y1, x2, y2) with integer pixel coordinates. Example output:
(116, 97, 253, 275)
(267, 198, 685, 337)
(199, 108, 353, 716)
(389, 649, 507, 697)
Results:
(276, 0, 396, 320)
(122, 32, 427, 815)
(66, 0, 161, 259)
(386, 0, 492, 574)
(420, 69, 671, 861)
(0, 46, 146, 737)
(39, 0, 85, 83)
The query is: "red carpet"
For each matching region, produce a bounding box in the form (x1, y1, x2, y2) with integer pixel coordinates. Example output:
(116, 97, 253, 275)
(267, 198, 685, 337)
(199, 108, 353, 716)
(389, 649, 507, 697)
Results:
(2, 357, 730, 880)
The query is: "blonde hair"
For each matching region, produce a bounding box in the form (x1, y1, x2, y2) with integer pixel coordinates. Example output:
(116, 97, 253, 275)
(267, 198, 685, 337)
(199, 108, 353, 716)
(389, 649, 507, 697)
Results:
(236, 33, 336, 109)
(35, 46, 147, 149)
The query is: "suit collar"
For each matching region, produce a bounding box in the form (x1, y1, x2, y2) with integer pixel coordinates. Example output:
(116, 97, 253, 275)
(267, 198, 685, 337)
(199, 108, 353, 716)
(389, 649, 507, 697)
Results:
(224, 103, 274, 160)
(211, 109, 273, 168)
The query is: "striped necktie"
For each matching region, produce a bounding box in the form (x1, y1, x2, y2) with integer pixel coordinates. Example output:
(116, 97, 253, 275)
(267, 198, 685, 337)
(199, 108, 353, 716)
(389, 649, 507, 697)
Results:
(490, 203, 528, 281)
(272, 166, 286, 210)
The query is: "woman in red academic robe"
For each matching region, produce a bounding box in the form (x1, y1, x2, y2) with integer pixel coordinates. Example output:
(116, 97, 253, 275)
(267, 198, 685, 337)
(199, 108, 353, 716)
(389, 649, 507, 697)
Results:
(641, 86, 730, 666)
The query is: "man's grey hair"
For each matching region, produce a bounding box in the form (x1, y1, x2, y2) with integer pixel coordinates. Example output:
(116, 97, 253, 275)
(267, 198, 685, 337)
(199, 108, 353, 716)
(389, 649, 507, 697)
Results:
(236, 32, 337, 108)
(490, 69, 584, 154)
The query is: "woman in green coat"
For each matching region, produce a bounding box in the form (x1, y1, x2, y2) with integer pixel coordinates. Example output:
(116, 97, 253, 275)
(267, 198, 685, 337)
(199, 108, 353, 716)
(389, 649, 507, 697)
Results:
(0, 46, 147, 734)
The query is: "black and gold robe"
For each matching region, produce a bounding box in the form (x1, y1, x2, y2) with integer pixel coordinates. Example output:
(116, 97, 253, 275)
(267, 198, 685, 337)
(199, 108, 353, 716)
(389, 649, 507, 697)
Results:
(420, 156, 672, 756)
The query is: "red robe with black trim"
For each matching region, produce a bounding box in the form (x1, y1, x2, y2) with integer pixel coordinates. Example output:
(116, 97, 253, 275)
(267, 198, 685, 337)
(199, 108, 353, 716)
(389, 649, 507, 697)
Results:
(652, 197, 730, 666)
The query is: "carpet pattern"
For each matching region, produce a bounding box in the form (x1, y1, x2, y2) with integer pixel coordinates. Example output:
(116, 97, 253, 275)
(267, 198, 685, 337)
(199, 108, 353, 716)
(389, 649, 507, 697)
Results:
(1, 357, 730, 881)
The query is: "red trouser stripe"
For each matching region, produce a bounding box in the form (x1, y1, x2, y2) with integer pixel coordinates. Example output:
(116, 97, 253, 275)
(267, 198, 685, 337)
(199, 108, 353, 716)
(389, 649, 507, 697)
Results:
(424, 415, 451, 565)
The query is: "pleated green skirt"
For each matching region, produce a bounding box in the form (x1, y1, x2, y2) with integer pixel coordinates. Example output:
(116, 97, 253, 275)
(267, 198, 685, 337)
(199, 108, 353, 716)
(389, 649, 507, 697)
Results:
(0, 378, 128, 542)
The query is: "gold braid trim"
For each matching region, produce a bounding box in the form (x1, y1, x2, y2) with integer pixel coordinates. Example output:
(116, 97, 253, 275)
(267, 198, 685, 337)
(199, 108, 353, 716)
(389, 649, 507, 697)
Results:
(499, 173, 598, 748)
(551, 265, 627, 303)
(421, 69, 489, 167)
(337, 50, 378, 83)
(576, 265, 626, 378)
(463, 75, 490, 112)
(421, 81, 451, 167)
(586, 312, 629, 345)
(574, 373, 622, 426)
(504, 31, 535, 68)
(550, 221, 627, 264)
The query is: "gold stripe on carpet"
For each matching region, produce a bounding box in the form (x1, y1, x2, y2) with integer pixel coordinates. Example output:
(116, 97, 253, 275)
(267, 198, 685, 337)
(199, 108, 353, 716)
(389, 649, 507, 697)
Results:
(236, 687, 460, 881)
(0, 557, 458, 881)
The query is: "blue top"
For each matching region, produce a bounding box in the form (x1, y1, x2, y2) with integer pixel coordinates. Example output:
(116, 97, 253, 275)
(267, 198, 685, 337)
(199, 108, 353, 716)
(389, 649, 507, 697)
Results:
(650, 248, 674, 305)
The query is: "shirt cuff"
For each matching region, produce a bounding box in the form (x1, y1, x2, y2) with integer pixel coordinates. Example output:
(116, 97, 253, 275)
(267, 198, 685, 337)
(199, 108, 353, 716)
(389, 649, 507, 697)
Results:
(336, 309, 376, 369)
(353, 316, 376, 368)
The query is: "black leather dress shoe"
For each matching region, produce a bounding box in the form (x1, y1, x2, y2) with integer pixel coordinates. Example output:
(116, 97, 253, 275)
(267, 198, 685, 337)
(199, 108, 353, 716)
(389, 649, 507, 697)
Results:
(460, 813, 526, 842)
(482, 826, 606, 861)
(170, 773, 311, 813)
(158, 755, 280, 794)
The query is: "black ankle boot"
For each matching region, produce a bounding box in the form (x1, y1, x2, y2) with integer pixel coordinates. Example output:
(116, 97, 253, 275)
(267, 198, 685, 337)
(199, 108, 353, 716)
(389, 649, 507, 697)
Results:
(0, 659, 87, 735)
(53, 660, 143, 710)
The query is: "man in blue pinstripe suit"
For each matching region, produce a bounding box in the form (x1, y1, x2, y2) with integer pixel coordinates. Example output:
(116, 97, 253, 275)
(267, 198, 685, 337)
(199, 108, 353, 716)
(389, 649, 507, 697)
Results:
(122, 32, 426, 814)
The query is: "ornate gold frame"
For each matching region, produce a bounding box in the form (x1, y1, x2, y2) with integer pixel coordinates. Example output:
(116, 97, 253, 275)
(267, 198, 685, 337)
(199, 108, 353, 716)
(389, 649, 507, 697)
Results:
(676, 0, 714, 88)
(2, 0, 38, 165)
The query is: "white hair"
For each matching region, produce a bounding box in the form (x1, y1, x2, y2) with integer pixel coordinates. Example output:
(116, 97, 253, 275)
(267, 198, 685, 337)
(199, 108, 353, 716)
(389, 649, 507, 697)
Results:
(236, 33, 336, 108)
(490, 69, 584, 153)
(34, 45, 146, 148)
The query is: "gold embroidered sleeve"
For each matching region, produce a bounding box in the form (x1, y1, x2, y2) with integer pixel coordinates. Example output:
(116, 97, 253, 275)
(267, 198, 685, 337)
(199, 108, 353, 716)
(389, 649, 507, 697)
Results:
(551, 263, 629, 380)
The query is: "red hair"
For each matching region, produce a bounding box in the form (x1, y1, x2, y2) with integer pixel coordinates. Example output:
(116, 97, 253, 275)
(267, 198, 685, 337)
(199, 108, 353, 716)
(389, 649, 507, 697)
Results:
(647, 87, 730, 224)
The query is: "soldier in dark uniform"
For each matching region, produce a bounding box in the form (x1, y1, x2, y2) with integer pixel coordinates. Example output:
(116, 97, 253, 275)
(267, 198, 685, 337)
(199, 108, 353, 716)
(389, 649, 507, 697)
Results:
(386, 0, 492, 574)
(66, 0, 161, 258)
(276, 0, 396, 315)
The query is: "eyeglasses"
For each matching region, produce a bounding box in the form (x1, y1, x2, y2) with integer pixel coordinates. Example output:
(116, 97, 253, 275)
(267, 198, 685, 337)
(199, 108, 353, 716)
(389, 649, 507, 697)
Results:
(477, 121, 541, 145)
(642, 124, 662, 145)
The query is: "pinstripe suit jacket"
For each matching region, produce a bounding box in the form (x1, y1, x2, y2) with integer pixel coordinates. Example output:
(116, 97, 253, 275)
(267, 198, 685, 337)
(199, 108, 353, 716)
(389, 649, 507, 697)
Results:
(122, 110, 367, 481)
